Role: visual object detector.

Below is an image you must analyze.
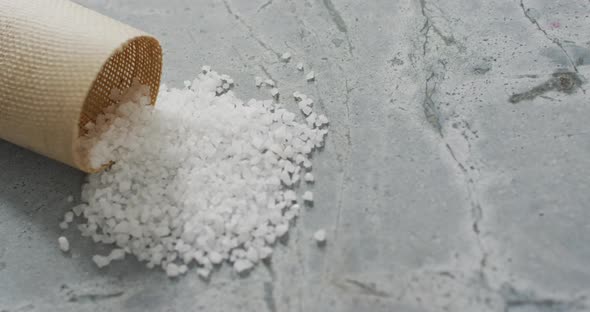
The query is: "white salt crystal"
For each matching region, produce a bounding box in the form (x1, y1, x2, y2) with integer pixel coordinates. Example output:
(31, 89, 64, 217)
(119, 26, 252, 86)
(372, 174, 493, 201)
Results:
(282, 111, 295, 123)
(58, 236, 70, 252)
(313, 229, 326, 243)
(306, 113, 317, 127)
(270, 88, 279, 98)
(109, 248, 126, 261)
(293, 91, 304, 100)
(280, 170, 292, 186)
(166, 263, 180, 277)
(71, 67, 329, 277)
(301, 106, 312, 116)
(264, 79, 275, 87)
(258, 247, 273, 259)
(292, 173, 300, 184)
(64, 211, 74, 223)
(265, 232, 277, 244)
(306, 71, 315, 81)
(302, 191, 313, 202)
(290, 204, 300, 215)
(246, 247, 259, 262)
(275, 223, 289, 237)
(255, 76, 263, 87)
(301, 98, 313, 107)
(281, 52, 291, 62)
(234, 259, 254, 273)
(304, 172, 314, 182)
(296, 62, 304, 71)
(317, 114, 329, 127)
(197, 268, 211, 278)
(295, 154, 306, 164)
(284, 190, 297, 202)
(284, 161, 295, 173)
(92, 255, 111, 268)
(208, 251, 223, 264)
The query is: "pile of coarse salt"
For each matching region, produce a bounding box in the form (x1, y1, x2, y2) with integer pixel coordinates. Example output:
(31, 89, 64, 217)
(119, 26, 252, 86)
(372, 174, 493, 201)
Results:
(66, 67, 328, 278)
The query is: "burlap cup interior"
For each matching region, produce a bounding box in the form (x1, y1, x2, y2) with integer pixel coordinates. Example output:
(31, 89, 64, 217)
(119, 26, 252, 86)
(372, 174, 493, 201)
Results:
(77, 36, 162, 172)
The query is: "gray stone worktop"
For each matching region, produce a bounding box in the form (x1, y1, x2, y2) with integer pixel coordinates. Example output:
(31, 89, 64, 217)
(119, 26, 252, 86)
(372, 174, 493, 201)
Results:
(1, 0, 589, 311)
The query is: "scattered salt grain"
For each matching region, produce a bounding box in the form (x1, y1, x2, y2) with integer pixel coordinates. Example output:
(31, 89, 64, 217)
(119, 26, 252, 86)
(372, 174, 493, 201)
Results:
(108, 248, 126, 261)
(197, 268, 211, 278)
(208, 251, 223, 264)
(270, 88, 279, 98)
(313, 229, 326, 243)
(72, 204, 83, 216)
(293, 91, 305, 100)
(64, 211, 74, 223)
(264, 79, 275, 87)
(255, 76, 263, 87)
(166, 263, 181, 277)
(281, 52, 291, 62)
(296, 62, 304, 71)
(71, 68, 329, 276)
(92, 255, 111, 268)
(304, 172, 314, 182)
(258, 247, 272, 260)
(306, 113, 317, 128)
(306, 71, 315, 81)
(234, 259, 254, 273)
(246, 248, 259, 262)
(302, 191, 313, 202)
(275, 223, 289, 237)
(58, 236, 70, 252)
(316, 114, 329, 127)
(300, 105, 312, 116)
(66, 195, 74, 203)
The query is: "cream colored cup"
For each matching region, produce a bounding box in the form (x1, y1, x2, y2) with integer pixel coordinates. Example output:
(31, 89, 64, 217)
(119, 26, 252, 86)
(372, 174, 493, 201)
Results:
(0, 0, 162, 172)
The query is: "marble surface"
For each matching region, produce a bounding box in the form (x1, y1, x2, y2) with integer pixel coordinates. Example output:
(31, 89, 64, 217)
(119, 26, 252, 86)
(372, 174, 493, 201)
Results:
(1, 0, 590, 311)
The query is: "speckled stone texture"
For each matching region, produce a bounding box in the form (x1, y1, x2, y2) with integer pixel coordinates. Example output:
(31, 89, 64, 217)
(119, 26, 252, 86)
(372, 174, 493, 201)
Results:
(1, 0, 589, 311)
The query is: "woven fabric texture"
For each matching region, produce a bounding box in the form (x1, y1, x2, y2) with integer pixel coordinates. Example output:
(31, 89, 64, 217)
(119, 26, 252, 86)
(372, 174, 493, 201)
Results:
(0, 0, 162, 172)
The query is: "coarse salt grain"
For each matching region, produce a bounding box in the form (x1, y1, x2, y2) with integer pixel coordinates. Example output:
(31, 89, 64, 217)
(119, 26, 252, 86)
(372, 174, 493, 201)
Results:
(281, 52, 291, 62)
(197, 268, 211, 278)
(234, 259, 254, 273)
(64, 211, 74, 223)
(71, 68, 329, 276)
(313, 229, 326, 243)
(302, 191, 313, 202)
(58, 236, 70, 252)
(109, 248, 126, 261)
(92, 255, 111, 268)
(264, 79, 275, 87)
(296, 62, 304, 71)
(270, 88, 279, 98)
(306, 71, 315, 81)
